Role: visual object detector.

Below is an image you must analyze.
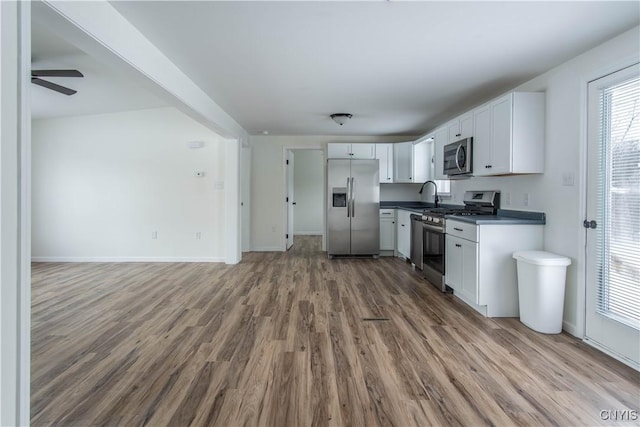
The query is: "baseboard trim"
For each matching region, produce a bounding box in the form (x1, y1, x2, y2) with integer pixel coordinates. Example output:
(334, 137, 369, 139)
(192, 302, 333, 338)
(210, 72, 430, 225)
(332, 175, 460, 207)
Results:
(562, 320, 580, 338)
(31, 256, 225, 263)
(250, 246, 283, 252)
(293, 232, 323, 236)
(583, 337, 640, 371)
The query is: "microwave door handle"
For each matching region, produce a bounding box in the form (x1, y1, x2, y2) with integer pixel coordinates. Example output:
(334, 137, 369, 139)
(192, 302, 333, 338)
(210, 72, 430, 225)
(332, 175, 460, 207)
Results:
(455, 145, 462, 171)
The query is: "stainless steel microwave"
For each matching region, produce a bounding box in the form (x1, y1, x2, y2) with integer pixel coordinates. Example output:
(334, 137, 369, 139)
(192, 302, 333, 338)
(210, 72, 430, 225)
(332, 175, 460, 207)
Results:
(443, 137, 472, 177)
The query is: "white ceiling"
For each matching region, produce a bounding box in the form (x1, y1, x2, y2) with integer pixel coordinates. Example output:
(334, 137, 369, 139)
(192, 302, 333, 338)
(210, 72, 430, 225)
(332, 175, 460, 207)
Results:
(31, 25, 167, 120)
(108, 1, 639, 136)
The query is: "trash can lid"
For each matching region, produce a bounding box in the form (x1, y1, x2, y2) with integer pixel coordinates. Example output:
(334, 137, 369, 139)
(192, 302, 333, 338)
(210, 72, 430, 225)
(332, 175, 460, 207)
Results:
(512, 251, 572, 266)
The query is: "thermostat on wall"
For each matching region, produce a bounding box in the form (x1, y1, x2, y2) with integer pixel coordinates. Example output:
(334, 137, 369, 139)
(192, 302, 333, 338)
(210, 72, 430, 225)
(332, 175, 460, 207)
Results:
(187, 141, 205, 149)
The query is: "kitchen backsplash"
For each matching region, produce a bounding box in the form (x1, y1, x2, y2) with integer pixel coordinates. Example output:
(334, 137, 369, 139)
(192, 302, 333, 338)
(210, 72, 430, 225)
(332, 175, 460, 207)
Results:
(380, 183, 426, 202)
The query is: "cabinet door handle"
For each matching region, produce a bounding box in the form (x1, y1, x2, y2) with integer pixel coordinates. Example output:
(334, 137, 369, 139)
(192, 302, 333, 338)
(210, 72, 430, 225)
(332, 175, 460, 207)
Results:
(401, 224, 405, 227)
(488, 165, 492, 168)
(392, 221, 395, 224)
(455, 133, 461, 137)
(454, 227, 463, 232)
(455, 244, 462, 248)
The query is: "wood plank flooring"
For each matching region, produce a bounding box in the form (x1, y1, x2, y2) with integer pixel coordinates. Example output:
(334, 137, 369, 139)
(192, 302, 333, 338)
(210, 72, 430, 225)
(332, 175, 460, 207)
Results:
(32, 236, 639, 426)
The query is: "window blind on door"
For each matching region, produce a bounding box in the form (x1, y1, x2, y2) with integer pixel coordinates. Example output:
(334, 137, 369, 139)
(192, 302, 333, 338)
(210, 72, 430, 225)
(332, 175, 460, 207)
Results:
(596, 74, 640, 329)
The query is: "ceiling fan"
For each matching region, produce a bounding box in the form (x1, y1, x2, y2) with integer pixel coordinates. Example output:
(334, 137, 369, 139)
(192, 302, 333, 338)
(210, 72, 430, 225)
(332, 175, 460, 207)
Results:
(31, 69, 83, 96)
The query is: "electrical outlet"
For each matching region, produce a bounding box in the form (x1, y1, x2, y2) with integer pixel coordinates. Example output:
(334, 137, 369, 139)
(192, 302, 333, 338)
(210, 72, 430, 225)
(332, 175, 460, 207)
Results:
(152, 231, 158, 240)
(196, 232, 202, 240)
(523, 193, 529, 207)
(505, 192, 511, 206)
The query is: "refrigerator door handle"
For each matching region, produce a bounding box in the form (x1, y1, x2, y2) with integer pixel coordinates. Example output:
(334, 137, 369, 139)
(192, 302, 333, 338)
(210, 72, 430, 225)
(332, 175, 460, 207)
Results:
(351, 177, 355, 217)
(346, 177, 351, 217)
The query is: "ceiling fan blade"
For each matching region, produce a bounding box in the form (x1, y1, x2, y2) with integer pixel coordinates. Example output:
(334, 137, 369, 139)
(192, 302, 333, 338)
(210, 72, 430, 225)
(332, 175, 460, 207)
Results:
(31, 77, 77, 96)
(31, 69, 83, 78)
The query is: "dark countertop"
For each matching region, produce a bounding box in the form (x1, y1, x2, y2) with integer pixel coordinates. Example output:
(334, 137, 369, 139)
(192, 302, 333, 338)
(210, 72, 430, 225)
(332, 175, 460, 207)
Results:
(380, 201, 463, 214)
(445, 209, 546, 225)
(381, 203, 546, 225)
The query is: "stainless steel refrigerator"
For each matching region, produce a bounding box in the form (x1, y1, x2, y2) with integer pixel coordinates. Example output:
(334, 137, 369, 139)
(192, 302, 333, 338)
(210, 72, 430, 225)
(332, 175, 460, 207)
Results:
(327, 159, 380, 257)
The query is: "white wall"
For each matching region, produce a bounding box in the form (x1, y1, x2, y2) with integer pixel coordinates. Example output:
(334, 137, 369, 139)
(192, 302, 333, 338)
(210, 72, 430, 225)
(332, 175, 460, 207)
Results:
(249, 135, 412, 250)
(448, 26, 640, 336)
(32, 107, 228, 261)
(293, 150, 323, 235)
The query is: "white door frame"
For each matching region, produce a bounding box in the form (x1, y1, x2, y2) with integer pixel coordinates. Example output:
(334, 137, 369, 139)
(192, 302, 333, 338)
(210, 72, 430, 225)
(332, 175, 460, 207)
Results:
(282, 145, 326, 251)
(285, 149, 295, 250)
(241, 145, 252, 252)
(1, 1, 31, 425)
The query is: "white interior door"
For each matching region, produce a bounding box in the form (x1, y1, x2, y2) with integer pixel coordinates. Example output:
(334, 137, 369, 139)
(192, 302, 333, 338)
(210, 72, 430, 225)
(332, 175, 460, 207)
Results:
(585, 63, 640, 369)
(286, 150, 294, 250)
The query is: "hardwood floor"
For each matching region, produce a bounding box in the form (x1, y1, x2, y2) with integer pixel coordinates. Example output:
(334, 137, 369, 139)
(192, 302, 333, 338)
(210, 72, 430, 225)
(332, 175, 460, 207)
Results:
(32, 236, 639, 426)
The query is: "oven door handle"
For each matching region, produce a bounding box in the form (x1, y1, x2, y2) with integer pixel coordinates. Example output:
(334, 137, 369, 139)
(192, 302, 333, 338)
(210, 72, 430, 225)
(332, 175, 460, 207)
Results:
(422, 223, 445, 233)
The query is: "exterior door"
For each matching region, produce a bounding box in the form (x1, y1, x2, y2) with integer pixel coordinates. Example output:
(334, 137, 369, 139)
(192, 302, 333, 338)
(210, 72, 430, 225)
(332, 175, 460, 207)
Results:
(350, 159, 379, 255)
(585, 64, 640, 368)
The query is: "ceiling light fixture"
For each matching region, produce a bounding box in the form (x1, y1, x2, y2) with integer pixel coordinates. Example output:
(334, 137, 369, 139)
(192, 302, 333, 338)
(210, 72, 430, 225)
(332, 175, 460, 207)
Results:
(330, 113, 353, 126)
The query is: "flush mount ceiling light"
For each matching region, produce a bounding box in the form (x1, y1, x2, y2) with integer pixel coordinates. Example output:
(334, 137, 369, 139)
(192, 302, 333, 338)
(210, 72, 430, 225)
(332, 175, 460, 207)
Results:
(330, 113, 353, 126)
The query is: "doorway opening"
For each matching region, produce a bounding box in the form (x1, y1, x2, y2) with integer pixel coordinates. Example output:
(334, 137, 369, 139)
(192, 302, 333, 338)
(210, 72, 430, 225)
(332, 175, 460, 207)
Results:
(284, 148, 325, 252)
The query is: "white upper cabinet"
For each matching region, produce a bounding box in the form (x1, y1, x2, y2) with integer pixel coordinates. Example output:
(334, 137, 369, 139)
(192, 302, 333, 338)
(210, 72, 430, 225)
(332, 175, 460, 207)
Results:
(327, 143, 375, 159)
(473, 92, 545, 176)
(473, 104, 492, 176)
(350, 143, 376, 159)
(375, 143, 394, 183)
(433, 127, 449, 180)
(327, 143, 351, 159)
(393, 142, 413, 183)
(447, 111, 474, 143)
(412, 139, 431, 183)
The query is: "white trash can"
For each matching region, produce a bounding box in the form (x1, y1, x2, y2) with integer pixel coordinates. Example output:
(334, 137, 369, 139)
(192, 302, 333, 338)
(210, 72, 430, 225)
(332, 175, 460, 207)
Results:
(512, 251, 571, 334)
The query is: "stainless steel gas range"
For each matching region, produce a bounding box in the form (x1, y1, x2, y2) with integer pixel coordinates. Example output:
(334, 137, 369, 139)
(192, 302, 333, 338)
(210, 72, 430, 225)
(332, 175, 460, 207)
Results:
(418, 191, 500, 292)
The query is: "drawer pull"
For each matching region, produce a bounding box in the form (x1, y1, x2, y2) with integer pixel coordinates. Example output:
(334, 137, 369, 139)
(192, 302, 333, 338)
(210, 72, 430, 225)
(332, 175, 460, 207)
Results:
(453, 227, 463, 232)
(455, 244, 462, 248)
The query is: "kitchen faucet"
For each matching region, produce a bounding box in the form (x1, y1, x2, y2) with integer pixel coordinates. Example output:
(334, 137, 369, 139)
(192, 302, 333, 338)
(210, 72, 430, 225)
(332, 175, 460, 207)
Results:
(418, 180, 439, 208)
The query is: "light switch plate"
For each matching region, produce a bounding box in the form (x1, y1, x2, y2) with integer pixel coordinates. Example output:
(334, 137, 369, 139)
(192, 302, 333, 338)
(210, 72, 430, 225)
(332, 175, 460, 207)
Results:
(562, 171, 575, 186)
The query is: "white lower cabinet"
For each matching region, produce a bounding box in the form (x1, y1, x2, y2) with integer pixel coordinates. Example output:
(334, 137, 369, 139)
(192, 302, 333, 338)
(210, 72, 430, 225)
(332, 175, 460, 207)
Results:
(445, 235, 477, 303)
(380, 209, 396, 253)
(445, 219, 543, 317)
(396, 210, 412, 259)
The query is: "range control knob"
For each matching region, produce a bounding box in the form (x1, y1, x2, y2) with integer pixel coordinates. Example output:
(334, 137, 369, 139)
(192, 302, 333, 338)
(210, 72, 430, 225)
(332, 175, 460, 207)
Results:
(433, 217, 440, 224)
